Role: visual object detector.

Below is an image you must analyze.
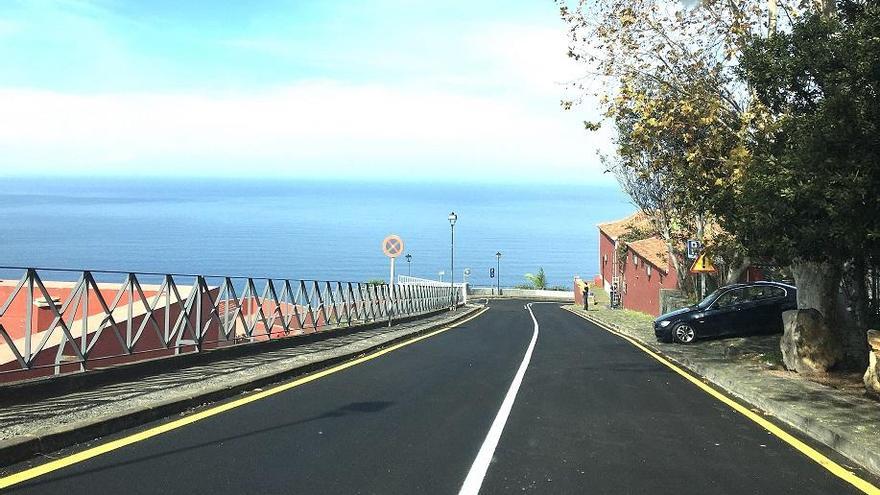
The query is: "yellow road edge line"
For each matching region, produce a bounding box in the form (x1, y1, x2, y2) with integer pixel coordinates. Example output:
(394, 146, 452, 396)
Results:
(0, 306, 491, 490)
(562, 307, 880, 495)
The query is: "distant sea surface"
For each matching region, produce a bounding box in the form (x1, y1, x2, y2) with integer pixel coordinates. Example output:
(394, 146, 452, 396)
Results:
(0, 177, 632, 288)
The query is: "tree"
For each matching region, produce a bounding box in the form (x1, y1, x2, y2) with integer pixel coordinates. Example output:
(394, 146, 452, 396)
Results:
(524, 268, 548, 290)
(732, 0, 880, 367)
(606, 70, 750, 293)
(558, 0, 785, 294)
(558, 0, 877, 370)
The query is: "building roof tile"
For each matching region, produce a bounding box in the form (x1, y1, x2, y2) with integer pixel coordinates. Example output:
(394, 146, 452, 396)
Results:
(626, 237, 670, 273)
(596, 211, 653, 240)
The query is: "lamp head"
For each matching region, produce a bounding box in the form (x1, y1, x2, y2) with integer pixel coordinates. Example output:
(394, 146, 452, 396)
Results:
(448, 211, 458, 226)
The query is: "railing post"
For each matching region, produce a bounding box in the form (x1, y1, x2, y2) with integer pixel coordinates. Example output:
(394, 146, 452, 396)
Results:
(196, 276, 205, 349)
(81, 272, 89, 361)
(165, 275, 172, 350)
(24, 269, 34, 367)
(127, 273, 135, 350)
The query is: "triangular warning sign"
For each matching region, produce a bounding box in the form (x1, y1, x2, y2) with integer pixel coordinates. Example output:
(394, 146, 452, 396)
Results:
(690, 253, 716, 274)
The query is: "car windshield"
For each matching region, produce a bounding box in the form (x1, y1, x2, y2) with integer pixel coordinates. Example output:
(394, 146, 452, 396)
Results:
(697, 289, 723, 308)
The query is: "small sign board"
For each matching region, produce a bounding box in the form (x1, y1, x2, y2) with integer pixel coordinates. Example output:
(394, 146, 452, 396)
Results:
(690, 253, 717, 274)
(489, 268, 495, 278)
(686, 240, 702, 260)
(382, 234, 404, 258)
(464, 268, 471, 276)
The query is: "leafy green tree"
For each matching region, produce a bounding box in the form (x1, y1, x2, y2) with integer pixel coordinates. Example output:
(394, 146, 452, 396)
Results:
(559, 0, 877, 368)
(731, 0, 880, 366)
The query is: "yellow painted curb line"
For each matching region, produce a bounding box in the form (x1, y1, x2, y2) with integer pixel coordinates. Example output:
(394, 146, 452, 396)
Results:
(0, 306, 491, 490)
(563, 307, 880, 495)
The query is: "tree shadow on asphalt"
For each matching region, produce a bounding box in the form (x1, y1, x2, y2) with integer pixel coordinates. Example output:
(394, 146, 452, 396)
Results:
(11, 401, 395, 491)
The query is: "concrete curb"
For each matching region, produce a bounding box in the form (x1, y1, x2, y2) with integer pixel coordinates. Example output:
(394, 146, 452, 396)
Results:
(0, 305, 484, 469)
(570, 308, 880, 478)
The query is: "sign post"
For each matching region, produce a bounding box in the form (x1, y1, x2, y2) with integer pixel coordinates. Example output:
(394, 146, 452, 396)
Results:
(689, 252, 716, 300)
(382, 234, 405, 285)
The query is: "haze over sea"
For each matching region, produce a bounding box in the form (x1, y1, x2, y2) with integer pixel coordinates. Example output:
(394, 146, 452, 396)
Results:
(0, 178, 631, 288)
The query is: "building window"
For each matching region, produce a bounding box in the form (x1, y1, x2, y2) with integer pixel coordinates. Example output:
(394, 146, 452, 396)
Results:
(603, 254, 607, 264)
(633, 254, 639, 266)
(646, 265, 652, 277)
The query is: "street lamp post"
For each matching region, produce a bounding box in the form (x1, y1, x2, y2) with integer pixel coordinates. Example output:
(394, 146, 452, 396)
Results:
(448, 212, 458, 309)
(496, 251, 502, 296)
(405, 253, 412, 276)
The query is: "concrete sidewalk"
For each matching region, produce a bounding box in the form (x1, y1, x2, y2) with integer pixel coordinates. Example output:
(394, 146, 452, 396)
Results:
(0, 305, 483, 468)
(566, 304, 880, 478)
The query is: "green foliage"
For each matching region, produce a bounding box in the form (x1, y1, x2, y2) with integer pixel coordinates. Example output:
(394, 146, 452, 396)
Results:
(730, 2, 880, 266)
(365, 279, 387, 285)
(523, 268, 548, 290)
(557, 0, 791, 293)
(559, 0, 879, 359)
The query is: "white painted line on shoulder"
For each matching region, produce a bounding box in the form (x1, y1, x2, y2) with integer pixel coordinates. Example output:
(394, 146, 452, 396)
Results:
(458, 303, 540, 495)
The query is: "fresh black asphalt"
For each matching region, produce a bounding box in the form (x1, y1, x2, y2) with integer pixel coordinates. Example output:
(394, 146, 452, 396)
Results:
(3, 299, 867, 494)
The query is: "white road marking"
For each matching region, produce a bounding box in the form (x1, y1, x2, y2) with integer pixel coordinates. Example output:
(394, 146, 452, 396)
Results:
(458, 302, 540, 495)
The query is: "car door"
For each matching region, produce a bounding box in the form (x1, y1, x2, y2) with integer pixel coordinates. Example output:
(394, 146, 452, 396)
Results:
(722, 288, 760, 336)
(701, 288, 747, 337)
(746, 286, 789, 333)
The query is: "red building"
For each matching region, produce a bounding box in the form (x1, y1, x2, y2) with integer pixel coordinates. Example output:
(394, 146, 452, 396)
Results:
(597, 211, 771, 316)
(597, 212, 677, 316)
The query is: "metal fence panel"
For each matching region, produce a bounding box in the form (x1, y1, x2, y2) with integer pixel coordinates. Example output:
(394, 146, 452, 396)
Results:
(0, 267, 460, 383)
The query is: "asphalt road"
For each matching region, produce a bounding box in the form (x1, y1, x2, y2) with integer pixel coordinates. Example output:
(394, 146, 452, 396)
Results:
(3, 299, 870, 494)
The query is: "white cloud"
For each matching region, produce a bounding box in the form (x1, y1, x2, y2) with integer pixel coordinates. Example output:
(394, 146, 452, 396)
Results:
(0, 81, 613, 182)
(0, 8, 615, 184)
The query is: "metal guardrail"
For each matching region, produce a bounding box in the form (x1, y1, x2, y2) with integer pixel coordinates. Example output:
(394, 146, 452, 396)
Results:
(397, 275, 467, 304)
(0, 267, 460, 382)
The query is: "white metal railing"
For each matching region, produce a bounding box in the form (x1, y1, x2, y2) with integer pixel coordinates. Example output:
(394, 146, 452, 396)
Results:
(0, 267, 460, 383)
(397, 275, 467, 304)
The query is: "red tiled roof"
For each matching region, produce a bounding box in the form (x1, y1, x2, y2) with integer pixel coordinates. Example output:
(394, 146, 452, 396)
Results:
(626, 237, 670, 273)
(597, 211, 653, 240)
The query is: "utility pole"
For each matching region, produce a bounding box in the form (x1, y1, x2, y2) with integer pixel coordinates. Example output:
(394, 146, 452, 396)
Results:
(448, 212, 458, 309)
(496, 251, 502, 296)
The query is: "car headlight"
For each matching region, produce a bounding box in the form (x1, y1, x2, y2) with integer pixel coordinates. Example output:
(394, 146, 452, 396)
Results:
(658, 320, 672, 328)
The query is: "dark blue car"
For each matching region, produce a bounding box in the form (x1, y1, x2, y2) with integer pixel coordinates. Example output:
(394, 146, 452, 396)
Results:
(654, 281, 797, 344)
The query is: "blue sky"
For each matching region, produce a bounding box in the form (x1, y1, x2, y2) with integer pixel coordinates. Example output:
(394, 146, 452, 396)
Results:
(0, 0, 612, 184)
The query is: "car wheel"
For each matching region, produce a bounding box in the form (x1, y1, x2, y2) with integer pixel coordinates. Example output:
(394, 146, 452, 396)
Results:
(672, 323, 696, 344)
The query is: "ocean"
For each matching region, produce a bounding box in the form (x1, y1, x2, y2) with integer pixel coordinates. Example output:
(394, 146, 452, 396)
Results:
(0, 177, 632, 288)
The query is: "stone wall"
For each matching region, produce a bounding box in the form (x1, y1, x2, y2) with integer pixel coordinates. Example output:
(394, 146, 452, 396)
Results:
(659, 289, 690, 315)
(469, 287, 574, 301)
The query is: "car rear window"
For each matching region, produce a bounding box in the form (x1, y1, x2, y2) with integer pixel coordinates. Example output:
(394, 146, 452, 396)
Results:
(747, 286, 786, 300)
